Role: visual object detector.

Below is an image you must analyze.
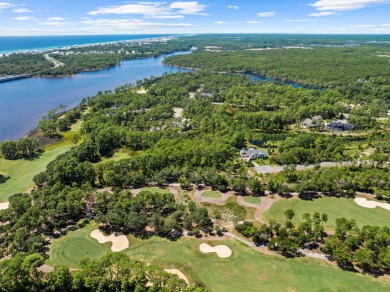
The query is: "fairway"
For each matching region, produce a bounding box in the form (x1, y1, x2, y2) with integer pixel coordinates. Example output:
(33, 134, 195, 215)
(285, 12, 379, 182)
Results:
(244, 196, 261, 204)
(96, 148, 143, 164)
(201, 191, 222, 199)
(47, 223, 390, 291)
(262, 197, 390, 230)
(0, 146, 72, 202)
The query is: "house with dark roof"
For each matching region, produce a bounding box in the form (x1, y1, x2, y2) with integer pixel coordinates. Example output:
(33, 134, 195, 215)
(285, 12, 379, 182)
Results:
(240, 148, 267, 160)
(327, 119, 355, 131)
(301, 115, 323, 128)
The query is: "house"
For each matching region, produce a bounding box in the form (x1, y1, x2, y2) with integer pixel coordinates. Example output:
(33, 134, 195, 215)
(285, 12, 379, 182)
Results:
(301, 115, 323, 128)
(327, 119, 355, 131)
(200, 92, 213, 98)
(240, 148, 267, 160)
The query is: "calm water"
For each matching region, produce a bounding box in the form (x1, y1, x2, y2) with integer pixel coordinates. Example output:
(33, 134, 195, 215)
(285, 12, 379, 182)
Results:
(0, 52, 190, 141)
(0, 35, 174, 54)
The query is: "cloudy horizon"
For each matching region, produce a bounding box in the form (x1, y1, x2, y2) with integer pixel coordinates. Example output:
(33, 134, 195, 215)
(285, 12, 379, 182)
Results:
(0, 0, 389, 36)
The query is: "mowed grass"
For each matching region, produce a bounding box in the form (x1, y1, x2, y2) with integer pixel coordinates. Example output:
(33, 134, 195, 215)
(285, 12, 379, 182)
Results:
(262, 197, 390, 230)
(47, 223, 390, 291)
(96, 148, 143, 165)
(140, 187, 172, 194)
(0, 145, 72, 202)
(47, 222, 110, 268)
(201, 191, 222, 199)
(244, 196, 261, 204)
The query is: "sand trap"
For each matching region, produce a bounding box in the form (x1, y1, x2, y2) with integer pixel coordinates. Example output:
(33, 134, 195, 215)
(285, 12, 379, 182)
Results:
(136, 88, 147, 94)
(0, 202, 9, 210)
(173, 108, 183, 119)
(199, 243, 232, 258)
(354, 198, 390, 211)
(37, 264, 54, 273)
(90, 229, 129, 252)
(164, 269, 189, 285)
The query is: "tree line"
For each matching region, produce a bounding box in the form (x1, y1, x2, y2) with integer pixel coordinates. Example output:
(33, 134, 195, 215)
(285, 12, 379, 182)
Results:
(235, 211, 390, 275)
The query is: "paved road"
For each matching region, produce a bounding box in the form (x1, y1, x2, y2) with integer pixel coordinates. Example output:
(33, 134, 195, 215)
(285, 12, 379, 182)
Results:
(226, 232, 329, 260)
(44, 54, 64, 68)
(254, 161, 354, 174)
(225, 232, 256, 248)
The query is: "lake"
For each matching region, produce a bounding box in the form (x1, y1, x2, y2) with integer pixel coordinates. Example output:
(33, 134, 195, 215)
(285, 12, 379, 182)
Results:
(0, 52, 190, 141)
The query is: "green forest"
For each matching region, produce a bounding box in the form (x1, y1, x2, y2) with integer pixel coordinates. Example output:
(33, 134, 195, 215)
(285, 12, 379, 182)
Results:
(1, 35, 389, 291)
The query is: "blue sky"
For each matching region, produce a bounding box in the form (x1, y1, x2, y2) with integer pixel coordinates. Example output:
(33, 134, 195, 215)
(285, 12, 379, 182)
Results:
(0, 0, 389, 35)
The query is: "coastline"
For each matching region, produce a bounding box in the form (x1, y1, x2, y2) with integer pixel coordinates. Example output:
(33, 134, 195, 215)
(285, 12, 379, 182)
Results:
(0, 35, 179, 55)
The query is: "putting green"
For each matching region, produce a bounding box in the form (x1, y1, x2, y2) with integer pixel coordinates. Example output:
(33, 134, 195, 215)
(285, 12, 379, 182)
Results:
(0, 146, 72, 202)
(244, 196, 261, 204)
(201, 191, 222, 199)
(140, 187, 172, 194)
(262, 197, 390, 230)
(47, 223, 390, 291)
(47, 223, 110, 268)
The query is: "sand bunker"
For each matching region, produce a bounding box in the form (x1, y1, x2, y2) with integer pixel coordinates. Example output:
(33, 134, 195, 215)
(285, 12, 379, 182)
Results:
(136, 88, 147, 94)
(90, 229, 129, 252)
(164, 269, 189, 285)
(0, 202, 9, 210)
(199, 243, 232, 258)
(173, 108, 183, 119)
(354, 198, 390, 211)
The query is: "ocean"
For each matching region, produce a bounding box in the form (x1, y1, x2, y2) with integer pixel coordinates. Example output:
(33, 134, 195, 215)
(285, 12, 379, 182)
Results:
(0, 34, 175, 54)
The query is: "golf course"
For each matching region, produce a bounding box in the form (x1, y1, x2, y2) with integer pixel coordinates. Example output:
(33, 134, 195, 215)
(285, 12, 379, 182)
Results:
(0, 145, 72, 202)
(262, 197, 390, 230)
(201, 191, 223, 199)
(46, 222, 390, 291)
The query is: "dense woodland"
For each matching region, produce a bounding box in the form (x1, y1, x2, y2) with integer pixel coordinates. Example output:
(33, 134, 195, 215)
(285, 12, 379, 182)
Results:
(0, 253, 205, 291)
(1, 35, 390, 288)
(235, 212, 390, 275)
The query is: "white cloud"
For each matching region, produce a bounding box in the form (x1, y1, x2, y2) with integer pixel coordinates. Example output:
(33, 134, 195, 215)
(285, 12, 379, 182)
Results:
(81, 19, 193, 29)
(352, 23, 390, 28)
(169, 1, 206, 14)
(257, 12, 276, 17)
(11, 16, 33, 21)
(88, 1, 207, 18)
(228, 5, 240, 9)
(309, 11, 335, 16)
(0, 2, 12, 11)
(309, 0, 390, 11)
(148, 15, 184, 19)
(214, 20, 225, 24)
(284, 19, 313, 22)
(47, 17, 65, 21)
(246, 20, 262, 24)
(40, 21, 69, 26)
(284, 19, 319, 22)
(13, 8, 32, 13)
(40, 17, 68, 26)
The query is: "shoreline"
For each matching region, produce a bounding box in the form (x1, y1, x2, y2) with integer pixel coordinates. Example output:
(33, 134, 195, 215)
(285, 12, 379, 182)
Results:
(0, 35, 180, 55)
(0, 50, 192, 142)
(0, 49, 192, 82)
(163, 62, 322, 90)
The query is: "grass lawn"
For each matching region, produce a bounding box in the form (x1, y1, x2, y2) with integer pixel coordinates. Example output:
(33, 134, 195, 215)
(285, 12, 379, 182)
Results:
(96, 148, 143, 165)
(262, 197, 390, 231)
(0, 145, 72, 202)
(244, 196, 261, 204)
(201, 191, 222, 199)
(47, 223, 390, 291)
(141, 187, 172, 194)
